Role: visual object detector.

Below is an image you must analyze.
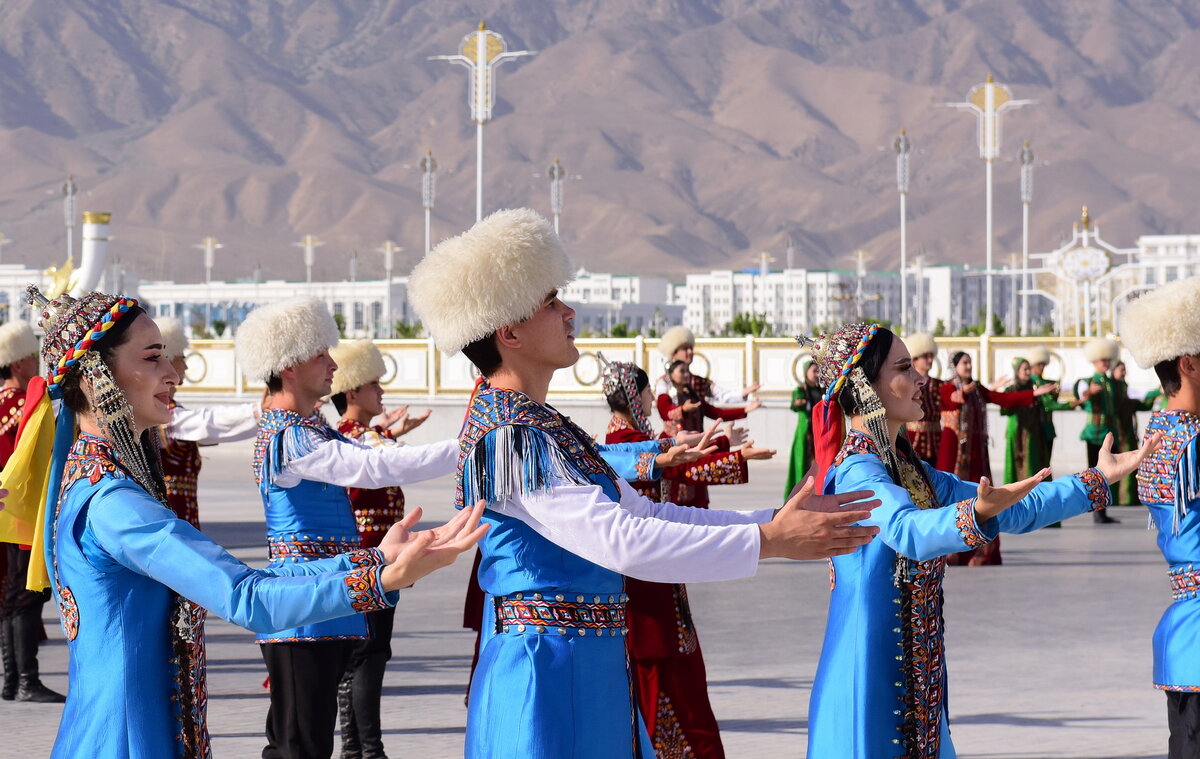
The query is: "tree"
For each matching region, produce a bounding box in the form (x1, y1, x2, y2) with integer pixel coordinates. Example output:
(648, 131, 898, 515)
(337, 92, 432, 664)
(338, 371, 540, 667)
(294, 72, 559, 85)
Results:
(933, 318, 947, 337)
(724, 313, 773, 337)
(333, 313, 347, 338)
(608, 321, 631, 338)
(211, 319, 227, 337)
(392, 320, 422, 338)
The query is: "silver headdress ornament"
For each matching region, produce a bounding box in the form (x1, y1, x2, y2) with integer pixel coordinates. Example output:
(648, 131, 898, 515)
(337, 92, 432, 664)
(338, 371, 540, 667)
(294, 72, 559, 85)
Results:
(598, 352, 654, 437)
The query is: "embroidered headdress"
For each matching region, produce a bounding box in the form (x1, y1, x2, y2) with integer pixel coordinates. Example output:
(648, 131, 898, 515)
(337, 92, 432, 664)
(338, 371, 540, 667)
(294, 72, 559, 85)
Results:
(600, 353, 653, 437)
(157, 316, 189, 361)
(330, 339, 388, 396)
(235, 296, 339, 383)
(1120, 276, 1200, 369)
(409, 208, 574, 355)
(0, 320, 38, 368)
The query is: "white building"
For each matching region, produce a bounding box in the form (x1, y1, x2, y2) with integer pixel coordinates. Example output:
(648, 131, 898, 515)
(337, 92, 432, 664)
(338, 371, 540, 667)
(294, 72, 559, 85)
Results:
(560, 269, 672, 305)
(560, 269, 682, 335)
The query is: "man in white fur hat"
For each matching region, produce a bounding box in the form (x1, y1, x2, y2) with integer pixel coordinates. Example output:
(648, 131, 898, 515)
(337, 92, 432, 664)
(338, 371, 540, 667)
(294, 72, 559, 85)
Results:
(408, 207, 882, 759)
(653, 324, 761, 422)
(327, 339, 430, 759)
(155, 316, 260, 527)
(1074, 337, 1123, 520)
(902, 332, 943, 467)
(1027, 345, 1081, 470)
(1120, 276, 1200, 757)
(234, 297, 460, 759)
(0, 320, 64, 703)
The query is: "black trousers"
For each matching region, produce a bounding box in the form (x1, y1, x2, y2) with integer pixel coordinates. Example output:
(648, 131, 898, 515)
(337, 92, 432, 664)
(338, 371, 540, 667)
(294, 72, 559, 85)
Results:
(1168, 691, 1200, 759)
(261, 640, 355, 759)
(340, 607, 397, 758)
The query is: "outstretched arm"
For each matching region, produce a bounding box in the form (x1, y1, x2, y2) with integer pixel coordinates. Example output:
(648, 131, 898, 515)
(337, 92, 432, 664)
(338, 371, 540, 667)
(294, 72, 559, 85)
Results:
(280, 436, 458, 489)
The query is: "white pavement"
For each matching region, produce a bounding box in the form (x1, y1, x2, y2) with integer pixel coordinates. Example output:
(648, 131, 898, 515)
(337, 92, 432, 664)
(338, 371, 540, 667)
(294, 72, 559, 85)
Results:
(1, 437, 1172, 759)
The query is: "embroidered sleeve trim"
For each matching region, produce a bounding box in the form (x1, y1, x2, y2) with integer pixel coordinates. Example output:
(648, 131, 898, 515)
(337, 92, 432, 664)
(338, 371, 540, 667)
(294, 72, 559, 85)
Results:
(954, 498, 990, 548)
(347, 548, 385, 568)
(635, 451, 657, 482)
(1076, 467, 1112, 512)
(344, 563, 391, 612)
(657, 438, 675, 453)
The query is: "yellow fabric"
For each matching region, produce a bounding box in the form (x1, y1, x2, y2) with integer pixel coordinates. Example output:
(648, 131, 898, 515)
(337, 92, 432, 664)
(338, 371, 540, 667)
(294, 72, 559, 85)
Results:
(0, 392, 55, 590)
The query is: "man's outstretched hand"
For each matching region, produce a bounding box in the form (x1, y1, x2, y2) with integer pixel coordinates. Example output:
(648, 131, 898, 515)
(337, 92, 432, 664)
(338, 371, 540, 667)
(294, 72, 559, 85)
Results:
(760, 475, 880, 560)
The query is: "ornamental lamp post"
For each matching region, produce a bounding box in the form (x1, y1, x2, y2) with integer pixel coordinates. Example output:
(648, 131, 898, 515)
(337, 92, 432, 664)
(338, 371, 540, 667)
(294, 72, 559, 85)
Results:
(293, 234, 324, 284)
(420, 150, 437, 256)
(946, 75, 1033, 336)
(548, 157, 566, 235)
(894, 128, 911, 334)
(62, 175, 78, 264)
(429, 21, 535, 222)
(1020, 140, 1034, 335)
(377, 241, 403, 337)
(195, 236, 223, 285)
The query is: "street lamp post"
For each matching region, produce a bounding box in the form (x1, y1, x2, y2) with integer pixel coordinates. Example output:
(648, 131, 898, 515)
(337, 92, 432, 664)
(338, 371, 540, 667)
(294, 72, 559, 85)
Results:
(420, 150, 437, 255)
(430, 21, 535, 222)
(293, 234, 324, 284)
(1019, 140, 1034, 335)
(894, 128, 911, 334)
(194, 236, 223, 327)
(548, 157, 565, 235)
(0, 232, 11, 265)
(62, 176, 78, 264)
(377, 241, 403, 338)
(946, 75, 1032, 336)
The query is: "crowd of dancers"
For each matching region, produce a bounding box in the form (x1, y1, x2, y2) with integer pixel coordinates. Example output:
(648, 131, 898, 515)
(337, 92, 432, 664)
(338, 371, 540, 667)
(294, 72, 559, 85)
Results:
(0, 207, 1197, 759)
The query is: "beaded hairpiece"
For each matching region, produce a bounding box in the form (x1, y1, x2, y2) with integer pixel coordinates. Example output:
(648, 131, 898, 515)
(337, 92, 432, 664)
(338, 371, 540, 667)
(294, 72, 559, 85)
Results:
(599, 353, 654, 437)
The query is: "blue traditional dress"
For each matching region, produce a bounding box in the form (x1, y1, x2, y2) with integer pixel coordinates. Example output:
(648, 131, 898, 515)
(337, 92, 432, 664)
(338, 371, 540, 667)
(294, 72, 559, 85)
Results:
(808, 430, 1111, 758)
(1137, 409, 1200, 692)
(458, 382, 657, 758)
(47, 433, 396, 759)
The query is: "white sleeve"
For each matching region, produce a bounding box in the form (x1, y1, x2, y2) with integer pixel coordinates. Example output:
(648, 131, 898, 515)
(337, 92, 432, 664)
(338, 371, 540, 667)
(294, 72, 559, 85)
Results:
(170, 403, 261, 444)
(614, 479, 774, 525)
(278, 437, 458, 489)
(653, 375, 671, 399)
(707, 381, 747, 406)
(490, 480, 762, 583)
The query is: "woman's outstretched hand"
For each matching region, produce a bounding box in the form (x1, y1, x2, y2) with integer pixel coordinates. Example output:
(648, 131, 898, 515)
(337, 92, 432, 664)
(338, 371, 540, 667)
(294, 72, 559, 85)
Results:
(378, 502, 490, 591)
(760, 475, 881, 560)
(1096, 431, 1163, 485)
(974, 469, 1051, 521)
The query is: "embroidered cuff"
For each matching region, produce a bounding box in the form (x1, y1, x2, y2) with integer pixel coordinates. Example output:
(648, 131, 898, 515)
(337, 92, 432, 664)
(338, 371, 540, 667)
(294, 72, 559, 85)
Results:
(347, 547, 385, 568)
(1076, 468, 1112, 512)
(657, 438, 675, 453)
(954, 498, 990, 548)
(635, 451, 658, 482)
(344, 562, 392, 612)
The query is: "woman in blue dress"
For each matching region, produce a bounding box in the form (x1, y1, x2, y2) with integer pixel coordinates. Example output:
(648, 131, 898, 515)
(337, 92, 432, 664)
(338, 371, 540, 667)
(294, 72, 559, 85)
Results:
(803, 322, 1160, 758)
(8, 286, 486, 759)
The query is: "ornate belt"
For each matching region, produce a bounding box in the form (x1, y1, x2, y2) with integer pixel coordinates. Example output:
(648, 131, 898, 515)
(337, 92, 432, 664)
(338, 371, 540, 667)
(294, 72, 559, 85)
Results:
(268, 535, 361, 561)
(495, 592, 628, 636)
(1169, 567, 1200, 601)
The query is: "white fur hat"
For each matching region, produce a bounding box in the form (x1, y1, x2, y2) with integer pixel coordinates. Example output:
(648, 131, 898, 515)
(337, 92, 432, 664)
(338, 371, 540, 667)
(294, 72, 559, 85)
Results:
(408, 208, 573, 355)
(156, 316, 189, 360)
(657, 325, 695, 358)
(903, 333, 937, 358)
(330, 340, 387, 396)
(0, 321, 38, 368)
(1084, 337, 1120, 363)
(1120, 277, 1200, 369)
(1025, 345, 1051, 366)
(234, 296, 339, 382)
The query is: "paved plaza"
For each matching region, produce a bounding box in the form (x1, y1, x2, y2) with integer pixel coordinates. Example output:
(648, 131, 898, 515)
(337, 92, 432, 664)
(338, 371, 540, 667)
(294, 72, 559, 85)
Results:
(0, 433, 1175, 759)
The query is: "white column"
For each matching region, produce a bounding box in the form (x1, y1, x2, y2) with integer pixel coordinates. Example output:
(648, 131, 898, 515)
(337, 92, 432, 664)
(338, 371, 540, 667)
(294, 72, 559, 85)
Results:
(476, 123, 484, 222)
(984, 158, 994, 335)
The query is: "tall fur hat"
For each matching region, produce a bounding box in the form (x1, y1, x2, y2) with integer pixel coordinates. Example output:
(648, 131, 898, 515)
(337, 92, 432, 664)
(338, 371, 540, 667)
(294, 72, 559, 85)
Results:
(408, 208, 573, 355)
(903, 332, 937, 359)
(0, 320, 38, 368)
(1026, 345, 1051, 366)
(1119, 277, 1200, 369)
(657, 325, 695, 358)
(1083, 337, 1120, 363)
(234, 296, 339, 382)
(330, 340, 387, 396)
(156, 316, 189, 360)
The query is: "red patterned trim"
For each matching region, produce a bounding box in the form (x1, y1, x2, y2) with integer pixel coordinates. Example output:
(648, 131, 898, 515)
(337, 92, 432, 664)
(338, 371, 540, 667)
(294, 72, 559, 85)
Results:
(954, 498, 989, 548)
(635, 451, 657, 481)
(1076, 468, 1111, 512)
(1170, 567, 1200, 602)
(58, 586, 79, 640)
(344, 561, 390, 612)
(267, 536, 362, 561)
(1157, 683, 1200, 692)
(496, 594, 628, 632)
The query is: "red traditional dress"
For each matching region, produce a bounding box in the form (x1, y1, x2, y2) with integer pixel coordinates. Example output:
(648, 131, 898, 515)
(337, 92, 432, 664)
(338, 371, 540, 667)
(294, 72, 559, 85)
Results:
(905, 376, 943, 466)
(656, 386, 748, 509)
(938, 380, 1035, 565)
(607, 415, 729, 759)
(335, 418, 406, 547)
(162, 400, 260, 528)
(0, 386, 26, 628)
(161, 412, 202, 528)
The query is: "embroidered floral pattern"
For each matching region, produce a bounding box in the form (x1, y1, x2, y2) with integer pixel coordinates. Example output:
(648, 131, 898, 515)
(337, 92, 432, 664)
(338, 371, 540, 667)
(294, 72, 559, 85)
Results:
(344, 564, 389, 612)
(653, 691, 697, 759)
(57, 586, 79, 640)
(672, 584, 698, 655)
(0, 387, 24, 436)
(635, 451, 657, 482)
(1076, 467, 1112, 512)
(338, 418, 406, 542)
(685, 453, 745, 485)
(162, 403, 202, 528)
(1138, 411, 1200, 505)
(904, 378, 942, 459)
(954, 498, 989, 547)
(170, 596, 210, 759)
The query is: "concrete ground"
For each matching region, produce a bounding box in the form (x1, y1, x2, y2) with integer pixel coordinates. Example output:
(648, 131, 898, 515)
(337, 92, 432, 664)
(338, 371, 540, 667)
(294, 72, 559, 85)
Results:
(0, 429, 1172, 759)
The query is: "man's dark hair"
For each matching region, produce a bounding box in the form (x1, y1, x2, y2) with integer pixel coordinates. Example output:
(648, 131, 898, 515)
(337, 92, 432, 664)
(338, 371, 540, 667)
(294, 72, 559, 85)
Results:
(60, 305, 147, 414)
(1156, 357, 1184, 397)
(462, 333, 503, 377)
(331, 391, 349, 416)
(836, 328, 896, 416)
(265, 374, 283, 394)
(0, 365, 12, 381)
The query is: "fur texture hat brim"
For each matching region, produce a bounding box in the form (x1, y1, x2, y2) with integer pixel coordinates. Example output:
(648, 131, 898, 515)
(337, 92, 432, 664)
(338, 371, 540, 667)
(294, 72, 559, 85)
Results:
(234, 296, 339, 382)
(1120, 277, 1200, 369)
(903, 332, 937, 359)
(657, 325, 696, 358)
(1025, 345, 1051, 366)
(156, 316, 189, 360)
(330, 340, 387, 396)
(0, 321, 38, 368)
(1084, 337, 1120, 363)
(408, 208, 573, 355)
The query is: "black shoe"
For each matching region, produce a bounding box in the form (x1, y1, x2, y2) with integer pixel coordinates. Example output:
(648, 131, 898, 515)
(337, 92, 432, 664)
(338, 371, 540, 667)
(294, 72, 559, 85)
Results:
(1, 680, 15, 701)
(1094, 514, 1121, 524)
(15, 677, 65, 703)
